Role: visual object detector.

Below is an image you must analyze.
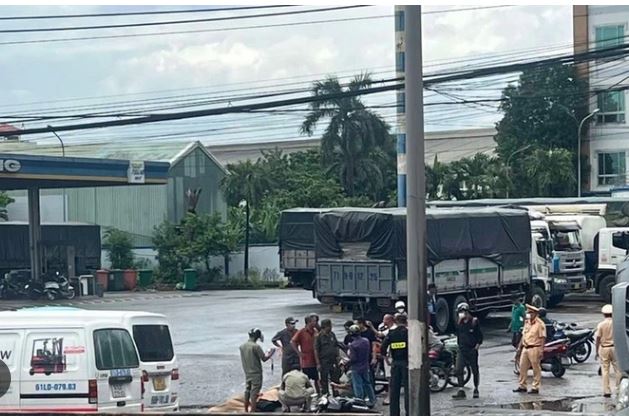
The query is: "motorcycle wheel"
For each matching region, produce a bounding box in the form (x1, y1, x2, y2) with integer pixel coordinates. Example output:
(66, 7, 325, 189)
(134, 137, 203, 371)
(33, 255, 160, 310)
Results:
(429, 363, 448, 393)
(46, 291, 56, 301)
(550, 358, 566, 378)
(572, 342, 592, 363)
(447, 365, 471, 387)
(65, 290, 76, 300)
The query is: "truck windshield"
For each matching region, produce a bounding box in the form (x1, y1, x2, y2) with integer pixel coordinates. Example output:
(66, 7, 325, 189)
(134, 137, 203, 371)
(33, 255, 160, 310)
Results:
(552, 230, 582, 251)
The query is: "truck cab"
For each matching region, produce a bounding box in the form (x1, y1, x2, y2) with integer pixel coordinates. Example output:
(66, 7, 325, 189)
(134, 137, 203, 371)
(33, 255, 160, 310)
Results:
(611, 260, 629, 410)
(595, 228, 629, 302)
(546, 218, 587, 294)
(530, 223, 569, 307)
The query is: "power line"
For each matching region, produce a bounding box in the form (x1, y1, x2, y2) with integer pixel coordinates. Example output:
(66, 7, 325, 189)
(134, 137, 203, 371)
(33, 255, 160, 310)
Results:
(0, 5, 290, 20)
(0, 5, 369, 34)
(9, 43, 629, 137)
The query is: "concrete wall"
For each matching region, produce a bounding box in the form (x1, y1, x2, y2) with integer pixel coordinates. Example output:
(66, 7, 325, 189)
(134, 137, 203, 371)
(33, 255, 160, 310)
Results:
(101, 245, 283, 281)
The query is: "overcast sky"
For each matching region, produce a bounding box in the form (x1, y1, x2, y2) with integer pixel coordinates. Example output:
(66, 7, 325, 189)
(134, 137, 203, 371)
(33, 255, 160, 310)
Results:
(0, 5, 573, 147)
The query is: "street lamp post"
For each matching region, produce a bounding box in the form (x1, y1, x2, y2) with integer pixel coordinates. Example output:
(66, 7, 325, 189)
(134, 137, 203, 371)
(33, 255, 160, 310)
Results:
(48, 126, 67, 222)
(577, 109, 600, 197)
(239, 199, 249, 280)
(505, 144, 532, 198)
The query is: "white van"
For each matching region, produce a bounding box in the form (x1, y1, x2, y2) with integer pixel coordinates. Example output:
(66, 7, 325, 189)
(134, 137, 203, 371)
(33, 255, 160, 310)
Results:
(0, 308, 142, 413)
(2, 308, 180, 412)
(122, 312, 179, 412)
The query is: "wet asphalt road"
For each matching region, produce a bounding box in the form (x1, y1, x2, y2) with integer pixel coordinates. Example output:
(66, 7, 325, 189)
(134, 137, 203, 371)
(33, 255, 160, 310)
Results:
(0, 289, 620, 414)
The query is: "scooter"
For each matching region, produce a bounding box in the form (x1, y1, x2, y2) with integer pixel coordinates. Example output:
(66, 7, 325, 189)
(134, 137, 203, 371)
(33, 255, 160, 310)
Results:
(552, 322, 594, 364)
(515, 338, 570, 378)
(312, 395, 377, 413)
(428, 336, 472, 392)
(43, 272, 76, 301)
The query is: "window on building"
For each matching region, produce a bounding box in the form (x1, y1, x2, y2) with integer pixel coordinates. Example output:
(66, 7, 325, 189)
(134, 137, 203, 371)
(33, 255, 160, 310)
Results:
(396, 51, 405, 72)
(397, 92, 405, 113)
(597, 91, 625, 123)
(596, 25, 625, 49)
(395, 10, 404, 31)
(598, 152, 626, 185)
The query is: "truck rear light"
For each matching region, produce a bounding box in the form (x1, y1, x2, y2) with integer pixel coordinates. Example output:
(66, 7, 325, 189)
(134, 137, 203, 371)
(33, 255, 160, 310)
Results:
(171, 368, 179, 381)
(88, 379, 97, 404)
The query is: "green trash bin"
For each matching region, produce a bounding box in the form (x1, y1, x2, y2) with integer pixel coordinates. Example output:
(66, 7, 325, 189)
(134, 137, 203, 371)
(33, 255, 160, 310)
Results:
(138, 269, 153, 288)
(109, 270, 125, 291)
(183, 269, 197, 291)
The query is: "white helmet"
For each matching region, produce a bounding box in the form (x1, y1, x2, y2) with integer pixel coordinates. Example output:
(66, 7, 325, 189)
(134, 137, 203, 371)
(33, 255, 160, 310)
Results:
(602, 304, 613, 315)
(395, 300, 406, 310)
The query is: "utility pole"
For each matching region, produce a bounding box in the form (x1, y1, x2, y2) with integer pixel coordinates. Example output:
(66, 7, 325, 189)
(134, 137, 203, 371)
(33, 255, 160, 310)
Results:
(404, 5, 430, 416)
(48, 125, 67, 223)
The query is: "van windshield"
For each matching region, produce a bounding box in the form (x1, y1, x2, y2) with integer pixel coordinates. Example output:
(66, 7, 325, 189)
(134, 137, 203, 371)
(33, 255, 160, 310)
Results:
(132, 325, 174, 362)
(94, 329, 139, 370)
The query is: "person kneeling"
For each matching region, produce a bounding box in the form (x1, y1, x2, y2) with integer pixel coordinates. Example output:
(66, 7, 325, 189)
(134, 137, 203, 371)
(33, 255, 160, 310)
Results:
(279, 365, 315, 412)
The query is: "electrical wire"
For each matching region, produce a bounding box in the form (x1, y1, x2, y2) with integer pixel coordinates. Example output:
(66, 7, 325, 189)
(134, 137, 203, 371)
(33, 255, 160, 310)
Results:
(0, 6, 369, 34)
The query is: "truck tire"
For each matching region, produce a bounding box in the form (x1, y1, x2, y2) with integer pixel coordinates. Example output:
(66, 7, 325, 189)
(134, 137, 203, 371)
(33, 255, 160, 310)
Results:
(547, 294, 564, 308)
(599, 274, 616, 304)
(527, 286, 546, 309)
(451, 295, 468, 329)
(434, 297, 450, 334)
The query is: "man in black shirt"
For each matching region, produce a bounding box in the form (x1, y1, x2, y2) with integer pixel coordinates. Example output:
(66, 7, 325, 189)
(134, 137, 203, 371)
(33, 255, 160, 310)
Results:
(272, 317, 300, 376)
(453, 303, 483, 400)
(381, 314, 408, 416)
(356, 318, 378, 387)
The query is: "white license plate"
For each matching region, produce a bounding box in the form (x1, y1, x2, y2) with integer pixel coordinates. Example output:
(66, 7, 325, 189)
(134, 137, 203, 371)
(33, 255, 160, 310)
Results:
(111, 383, 125, 399)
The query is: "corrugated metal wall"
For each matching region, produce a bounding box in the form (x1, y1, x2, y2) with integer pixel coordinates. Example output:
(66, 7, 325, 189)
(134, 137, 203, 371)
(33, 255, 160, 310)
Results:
(167, 147, 227, 223)
(66, 185, 167, 247)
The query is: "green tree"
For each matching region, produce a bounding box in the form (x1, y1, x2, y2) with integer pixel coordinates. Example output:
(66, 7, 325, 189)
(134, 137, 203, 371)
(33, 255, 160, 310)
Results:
(522, 148, 576, 196)
(103, 228, 135, 269)
(300, 73, 393, 197)
(0, 191, 13, 221)
(221, 160, 273, 208)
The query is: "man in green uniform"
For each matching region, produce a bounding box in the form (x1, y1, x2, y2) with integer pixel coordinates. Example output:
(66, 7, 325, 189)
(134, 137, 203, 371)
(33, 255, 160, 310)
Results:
(508, 295, 526, 363)
(239, 328, 275, 412)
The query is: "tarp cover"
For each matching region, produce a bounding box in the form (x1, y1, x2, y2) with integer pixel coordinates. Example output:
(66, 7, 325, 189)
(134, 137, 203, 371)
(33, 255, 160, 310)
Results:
(279, 208, 332, 251)
(314, 207, 531, 267)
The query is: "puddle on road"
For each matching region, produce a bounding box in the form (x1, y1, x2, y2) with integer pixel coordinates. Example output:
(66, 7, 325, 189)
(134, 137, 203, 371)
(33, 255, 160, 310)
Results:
(499, 397, 616, 413)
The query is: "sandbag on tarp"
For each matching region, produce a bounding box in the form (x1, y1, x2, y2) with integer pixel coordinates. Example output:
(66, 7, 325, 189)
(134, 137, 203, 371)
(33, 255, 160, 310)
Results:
(314, 207, 531, 267)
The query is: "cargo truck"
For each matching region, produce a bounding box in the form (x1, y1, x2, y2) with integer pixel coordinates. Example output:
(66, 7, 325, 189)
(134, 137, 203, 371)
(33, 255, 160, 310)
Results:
(313, 207, 548, 333)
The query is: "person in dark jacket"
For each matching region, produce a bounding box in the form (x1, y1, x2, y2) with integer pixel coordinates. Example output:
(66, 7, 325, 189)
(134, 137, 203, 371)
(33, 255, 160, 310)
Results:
(452, 303, 483, 400)
(381, 314, 408, 416)
(272, 317, 300, 376)
(314, 319, 340, 395)
(348, 325, 376, 407)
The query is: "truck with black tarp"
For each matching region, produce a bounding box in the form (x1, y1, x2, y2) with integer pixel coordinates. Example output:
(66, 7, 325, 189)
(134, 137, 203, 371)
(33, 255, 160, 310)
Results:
(278, 208, 332, 289)
(0, 222, 101, 276)
(313, 207, 544, 333)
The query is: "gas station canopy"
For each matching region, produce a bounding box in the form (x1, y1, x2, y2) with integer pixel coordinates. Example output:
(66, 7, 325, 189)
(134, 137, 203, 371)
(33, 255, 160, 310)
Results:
(0, 152, 169, 190)
(0, 152, 170, 281)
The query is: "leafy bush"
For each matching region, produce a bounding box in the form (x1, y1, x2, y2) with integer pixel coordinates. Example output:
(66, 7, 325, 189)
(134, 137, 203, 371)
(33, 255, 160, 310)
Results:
(103, 228, 135, 269)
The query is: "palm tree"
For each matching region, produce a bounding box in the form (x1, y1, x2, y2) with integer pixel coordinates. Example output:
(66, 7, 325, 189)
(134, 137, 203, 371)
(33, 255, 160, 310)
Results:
(300, 73, 391, 197)
(523, 148, 576, 196)
(220, 160, 273, 208)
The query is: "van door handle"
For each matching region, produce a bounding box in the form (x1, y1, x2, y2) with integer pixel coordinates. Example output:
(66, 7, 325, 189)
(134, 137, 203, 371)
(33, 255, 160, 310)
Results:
(109, 375, 132, 384)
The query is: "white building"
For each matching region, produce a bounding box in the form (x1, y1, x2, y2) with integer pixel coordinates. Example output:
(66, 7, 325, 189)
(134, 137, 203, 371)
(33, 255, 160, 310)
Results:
(574, 6, 629, 193)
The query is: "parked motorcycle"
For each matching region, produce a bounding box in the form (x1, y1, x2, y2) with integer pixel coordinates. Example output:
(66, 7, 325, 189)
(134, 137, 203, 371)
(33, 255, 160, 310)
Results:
(428, 336, 472, 392)
(552, 322, 594, 364)
(1, 270, 33, 299)
(313, 395, 377, 413)
(515, 338, 569, 378)
(43, 272, 75, 301)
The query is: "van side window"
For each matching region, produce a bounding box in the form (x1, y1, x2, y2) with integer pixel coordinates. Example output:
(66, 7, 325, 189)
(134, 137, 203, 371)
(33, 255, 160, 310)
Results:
(132, 325, 174, 362)
(93, 329, 139, 370)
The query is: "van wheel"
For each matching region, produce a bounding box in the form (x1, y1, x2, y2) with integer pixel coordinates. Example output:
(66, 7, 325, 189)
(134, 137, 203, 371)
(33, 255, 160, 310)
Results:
(599, 275, 616, 304)
(434, 297, 450, 334)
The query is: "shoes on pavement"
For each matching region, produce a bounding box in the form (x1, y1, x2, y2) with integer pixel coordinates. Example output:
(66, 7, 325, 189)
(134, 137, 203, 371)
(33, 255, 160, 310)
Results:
(452, 390, 466, 400)
(529, 389, 539, 395)
(604, 394, 612, 398)
(513, 387, 527, 393)
(473, 389, 479, 399)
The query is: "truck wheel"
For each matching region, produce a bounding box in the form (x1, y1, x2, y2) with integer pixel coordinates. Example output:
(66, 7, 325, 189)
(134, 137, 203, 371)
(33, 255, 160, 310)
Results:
(547, 294, 564, 308)
(434, 297, 450, 334)
(599, 275, 616, 304)
(451, 295, 468, 329)
(527, 286, 546, 309)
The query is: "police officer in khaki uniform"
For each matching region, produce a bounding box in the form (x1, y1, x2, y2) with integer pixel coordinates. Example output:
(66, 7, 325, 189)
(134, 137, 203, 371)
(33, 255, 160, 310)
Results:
(513, 304, 546, 394)
(596, 304, 621, 398)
